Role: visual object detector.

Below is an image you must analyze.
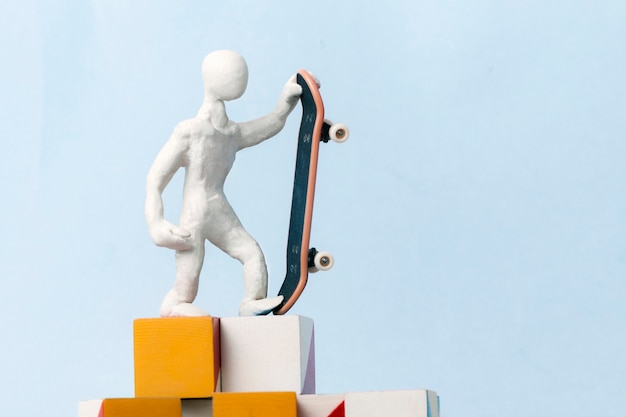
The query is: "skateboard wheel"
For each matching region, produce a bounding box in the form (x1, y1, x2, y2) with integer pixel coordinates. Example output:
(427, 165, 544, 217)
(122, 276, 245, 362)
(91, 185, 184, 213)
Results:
(308, 266, 319, 274)
(314, 251, 334, 271)
(329, 123, 349, 143)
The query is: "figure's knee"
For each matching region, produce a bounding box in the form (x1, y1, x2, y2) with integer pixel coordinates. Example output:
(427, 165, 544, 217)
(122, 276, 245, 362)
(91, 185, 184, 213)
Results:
(233, 239, 265, 264)
(215, 230, 262, 262)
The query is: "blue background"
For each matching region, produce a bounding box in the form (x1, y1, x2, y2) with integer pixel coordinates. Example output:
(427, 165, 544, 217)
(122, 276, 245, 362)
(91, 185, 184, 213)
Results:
(1, 1, 625, 416)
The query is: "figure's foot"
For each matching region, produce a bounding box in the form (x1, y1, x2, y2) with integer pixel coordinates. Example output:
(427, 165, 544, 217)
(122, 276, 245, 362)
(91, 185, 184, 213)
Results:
(160, 289, 209, 317)
(161, 302, 209, 317)
(239, 296, 284, 316)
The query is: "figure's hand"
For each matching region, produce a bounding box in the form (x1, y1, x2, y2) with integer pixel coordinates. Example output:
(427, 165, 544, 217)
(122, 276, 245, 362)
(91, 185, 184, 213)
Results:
(148, 220, 192, 251)
(273, 75, 303, 117)
(281, 74, 303, 105)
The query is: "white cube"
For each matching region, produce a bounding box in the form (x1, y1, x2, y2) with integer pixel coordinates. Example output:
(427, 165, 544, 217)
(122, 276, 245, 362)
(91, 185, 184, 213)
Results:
(297, 394, 345, 417)
(78, 400, 102, 417)
(220, 315, 315, 394)
(345, 390, 439, 417)
(182, 398, 213, 417)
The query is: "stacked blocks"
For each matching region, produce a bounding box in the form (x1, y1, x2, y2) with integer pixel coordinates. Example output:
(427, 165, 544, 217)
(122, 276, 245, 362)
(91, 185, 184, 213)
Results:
(79, 315, 440, 416)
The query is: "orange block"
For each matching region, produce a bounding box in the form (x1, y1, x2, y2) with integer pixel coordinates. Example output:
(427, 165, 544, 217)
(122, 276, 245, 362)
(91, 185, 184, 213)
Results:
(213, 392, 297, 417)
(81, 398, 181, 417)
(134, 316, 220, 398)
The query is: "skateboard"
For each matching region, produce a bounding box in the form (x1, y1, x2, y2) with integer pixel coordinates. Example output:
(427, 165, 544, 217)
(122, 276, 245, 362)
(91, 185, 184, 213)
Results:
(272, 69, 349, 315)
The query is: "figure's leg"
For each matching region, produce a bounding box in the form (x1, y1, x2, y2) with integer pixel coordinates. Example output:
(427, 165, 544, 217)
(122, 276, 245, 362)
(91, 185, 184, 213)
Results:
(208, 211, 282, 316)
(160, 235, 209, 317)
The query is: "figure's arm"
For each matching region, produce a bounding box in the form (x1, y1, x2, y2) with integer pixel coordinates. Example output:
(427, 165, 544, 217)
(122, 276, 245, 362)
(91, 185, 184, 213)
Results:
(237, 75, 303, 150)
(145, 124, 191, 251)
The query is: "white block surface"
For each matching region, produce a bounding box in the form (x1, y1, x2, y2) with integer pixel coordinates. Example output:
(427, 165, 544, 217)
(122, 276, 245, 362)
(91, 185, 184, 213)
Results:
(345, 390, 439, 417)
(78, 400, 102, 417)
(182, 398, 212, 417)
(297, 394, 345, 417)
(220, 315, 315, 394)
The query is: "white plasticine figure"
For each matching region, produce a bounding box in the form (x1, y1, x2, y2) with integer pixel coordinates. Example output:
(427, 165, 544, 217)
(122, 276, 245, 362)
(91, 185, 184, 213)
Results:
(145, 50, 303, 317)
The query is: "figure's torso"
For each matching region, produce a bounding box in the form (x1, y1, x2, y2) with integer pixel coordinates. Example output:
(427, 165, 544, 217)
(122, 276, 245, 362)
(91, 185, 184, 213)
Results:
(177, 117, 241, 220)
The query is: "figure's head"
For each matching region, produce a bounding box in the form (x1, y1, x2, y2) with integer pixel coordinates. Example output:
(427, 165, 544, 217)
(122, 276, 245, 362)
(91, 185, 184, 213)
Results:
(201, 50, 249, 101)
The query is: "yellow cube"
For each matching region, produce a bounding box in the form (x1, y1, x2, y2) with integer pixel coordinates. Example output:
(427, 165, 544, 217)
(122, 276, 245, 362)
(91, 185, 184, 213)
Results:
(134, 316, 220, 398)
(213, 392, 297, 417)
(79, 398, 181, 417)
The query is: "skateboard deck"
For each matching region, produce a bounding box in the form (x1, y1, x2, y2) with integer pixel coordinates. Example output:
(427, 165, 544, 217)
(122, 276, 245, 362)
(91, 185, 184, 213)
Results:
(272, 69, 327, 315)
